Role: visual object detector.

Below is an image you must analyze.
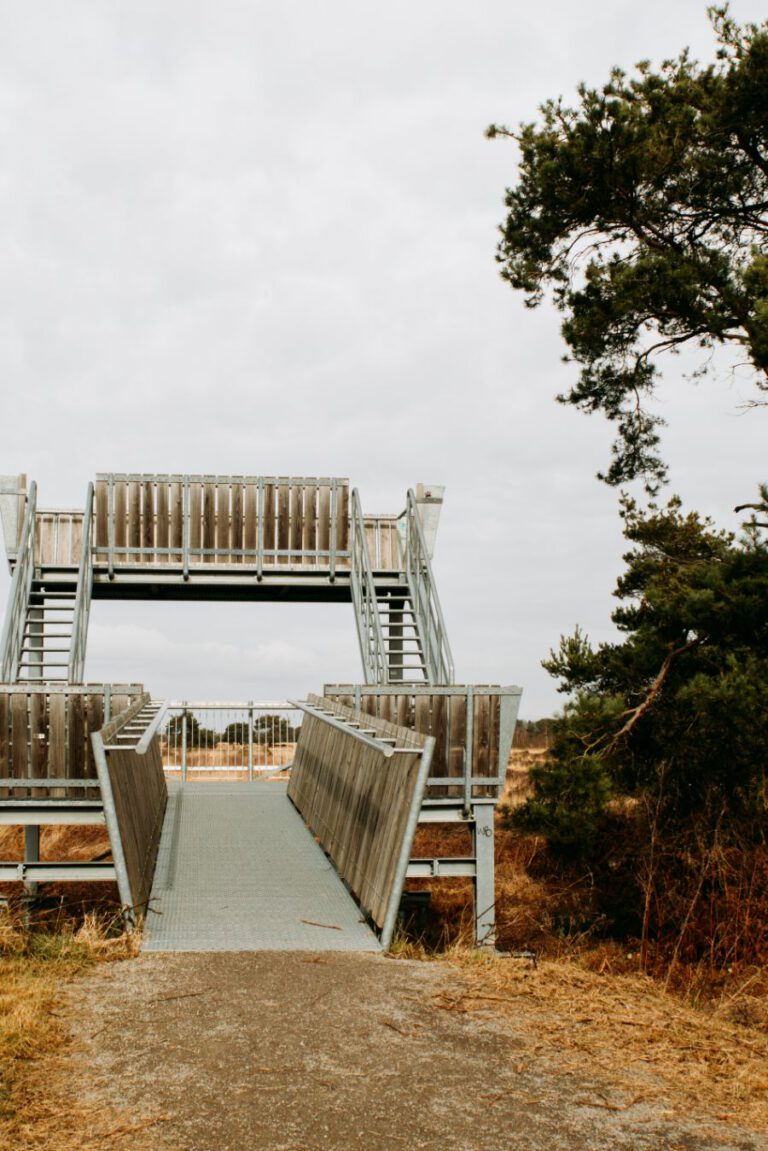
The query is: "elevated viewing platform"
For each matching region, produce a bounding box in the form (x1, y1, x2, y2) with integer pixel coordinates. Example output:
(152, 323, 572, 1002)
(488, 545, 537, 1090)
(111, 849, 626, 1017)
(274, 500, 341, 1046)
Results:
(1, 473, 453, 684)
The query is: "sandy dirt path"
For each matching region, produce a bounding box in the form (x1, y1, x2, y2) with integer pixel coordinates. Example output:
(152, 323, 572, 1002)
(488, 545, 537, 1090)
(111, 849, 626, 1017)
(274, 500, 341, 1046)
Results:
(49, 952, 764, 1151)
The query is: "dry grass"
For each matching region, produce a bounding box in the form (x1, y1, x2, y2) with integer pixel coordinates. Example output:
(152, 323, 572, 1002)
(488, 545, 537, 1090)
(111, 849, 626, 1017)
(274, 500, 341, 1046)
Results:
(0, 906, 140, 1151)
(416, 947, 768, 1135)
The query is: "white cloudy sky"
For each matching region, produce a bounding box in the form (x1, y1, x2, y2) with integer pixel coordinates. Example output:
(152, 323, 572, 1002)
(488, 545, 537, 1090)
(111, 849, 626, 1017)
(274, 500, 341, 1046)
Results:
(0, 1, 765, 715)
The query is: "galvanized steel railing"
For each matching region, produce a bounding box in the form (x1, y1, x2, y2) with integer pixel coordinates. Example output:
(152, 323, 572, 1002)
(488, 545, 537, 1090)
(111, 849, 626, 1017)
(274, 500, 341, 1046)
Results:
(403, 489, 454, 684)
(0, 482, 37, 681)
(159, 701, 302, 779)
(68, 483, 94, 682)
(350, 488, 389, 683)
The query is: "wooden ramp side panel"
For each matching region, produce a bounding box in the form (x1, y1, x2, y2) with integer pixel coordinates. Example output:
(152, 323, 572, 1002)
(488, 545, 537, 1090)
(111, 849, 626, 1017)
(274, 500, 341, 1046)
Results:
(97, 693, 168, 912)
(102, 741, 167, 911)
(288, 694, 428, 934)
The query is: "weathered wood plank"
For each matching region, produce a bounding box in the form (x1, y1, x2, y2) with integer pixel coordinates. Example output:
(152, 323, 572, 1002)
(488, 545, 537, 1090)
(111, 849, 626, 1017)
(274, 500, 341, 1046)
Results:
(318, 485, 330, 560)
(95, 480, 108, 550)
(203, 483, 215, 560)
(262, 482, 275, 563)
(156, 481, 169, 565)
(215, 483, 230, 565)
(277, 483, 290, 561)
(114, 482, 127, 561)
(290, 483, 303, 567)
(0, 694, 8, 799)
(170, 481, 183, 564)
(11, 694, 29, 799)
(244, 483, 257, 558)
(231, 482, 243, 563)
(142, 480, 155, 564)
(189, 483, 202, 561)
(68, 694, 86, 799)
(29, 693, 47, 799)
(48, 694, 67, 799)
(336, 482, 349, 565)
(128, 482, 141, 563)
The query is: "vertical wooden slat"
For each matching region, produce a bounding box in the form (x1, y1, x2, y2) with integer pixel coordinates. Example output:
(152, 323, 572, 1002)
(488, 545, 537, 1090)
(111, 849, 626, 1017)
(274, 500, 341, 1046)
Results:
(95, 481, 108, 550)
(318, 485, 331, 563)
(156, 481, 169, 565)
(231, 482, 243, 564)
(85, 692, 104, 779)
(142, 480, 155, 563)
(215, 483, 231, 565)
(203, 483, 216, 560)
(448, 693, 467, 798)
(244, 483, 257, 559)
(29, 692, 47, 798)
(473, 693, 491, 797)
(431, 694, 448, 779)
(170, 481, 183, 564)
(114, 482, 127, 564)
(11, 694, 29, 799)
(128, 481, 141, 563)
(290, 483, 303, 567)
(277, 483, 290, 562)
(49, 694, 67, 799)
(263, 482, 275, 563)
(303, 483, 317, 562)
(336, 483, 349, 565)
(68, 693, 86, 799)
(189, 483, 202, 563)
(0, 695, 8, 799)
(70, 513, 84, 568)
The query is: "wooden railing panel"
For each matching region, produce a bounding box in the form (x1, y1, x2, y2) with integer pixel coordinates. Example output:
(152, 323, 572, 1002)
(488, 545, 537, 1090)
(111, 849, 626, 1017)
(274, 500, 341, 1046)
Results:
(0, 685, 144, 798)
(324, 686, 515, 799)
(93, 475, 353, 569)
(288, 694, 429, 935)
(101, 740, 166, 911)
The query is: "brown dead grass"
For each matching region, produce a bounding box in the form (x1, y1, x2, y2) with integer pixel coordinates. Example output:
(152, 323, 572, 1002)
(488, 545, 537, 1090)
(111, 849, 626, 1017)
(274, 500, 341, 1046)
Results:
(422, 948, 768, 1135)
(0, 907, 141, 1151)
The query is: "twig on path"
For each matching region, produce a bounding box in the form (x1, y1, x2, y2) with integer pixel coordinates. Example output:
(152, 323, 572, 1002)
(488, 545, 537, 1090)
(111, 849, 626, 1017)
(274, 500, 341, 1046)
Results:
(148, 989, 210, 1004)
(299, 918, 342, 930)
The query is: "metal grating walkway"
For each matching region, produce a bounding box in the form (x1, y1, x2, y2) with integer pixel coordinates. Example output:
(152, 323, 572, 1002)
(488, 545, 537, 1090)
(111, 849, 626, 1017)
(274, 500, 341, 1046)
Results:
(142, 782, 380, 952)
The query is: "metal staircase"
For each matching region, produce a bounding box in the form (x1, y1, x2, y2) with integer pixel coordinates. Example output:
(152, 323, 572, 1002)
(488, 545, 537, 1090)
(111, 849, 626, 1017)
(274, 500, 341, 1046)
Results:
(1, 474, 453, 688)
(16, 578, 78, 681)
(0, 480, 92, 683)
(350, 487, 454, 685)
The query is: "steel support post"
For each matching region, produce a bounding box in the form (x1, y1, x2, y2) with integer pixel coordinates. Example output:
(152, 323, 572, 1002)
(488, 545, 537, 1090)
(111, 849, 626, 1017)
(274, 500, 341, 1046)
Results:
(181, 707, 188, 784)
(247, 702, 254, 781)
(473, 803, 496, 948)
(24, 824, 40, 895)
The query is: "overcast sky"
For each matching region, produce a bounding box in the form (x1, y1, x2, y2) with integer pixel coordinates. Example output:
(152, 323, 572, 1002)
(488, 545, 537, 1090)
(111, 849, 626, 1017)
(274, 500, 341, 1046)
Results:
(1, 1, 765, 716)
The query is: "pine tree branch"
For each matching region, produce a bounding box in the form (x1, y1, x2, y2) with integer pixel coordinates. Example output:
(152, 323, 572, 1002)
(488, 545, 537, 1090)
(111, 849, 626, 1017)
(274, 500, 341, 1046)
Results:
(602, 637, 704, 756)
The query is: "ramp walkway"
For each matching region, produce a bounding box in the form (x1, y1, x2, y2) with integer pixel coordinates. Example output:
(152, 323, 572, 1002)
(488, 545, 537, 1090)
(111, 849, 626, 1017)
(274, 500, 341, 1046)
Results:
(143, 781, 381, 952)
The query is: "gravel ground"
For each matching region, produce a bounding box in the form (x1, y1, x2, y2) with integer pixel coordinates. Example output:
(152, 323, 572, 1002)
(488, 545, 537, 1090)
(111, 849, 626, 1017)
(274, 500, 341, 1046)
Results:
(55, 952, 765, 1151)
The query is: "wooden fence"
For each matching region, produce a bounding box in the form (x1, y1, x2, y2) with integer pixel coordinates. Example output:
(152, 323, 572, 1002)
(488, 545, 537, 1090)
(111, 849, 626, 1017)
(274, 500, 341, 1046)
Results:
(0, 685, 144, 799)
(288, 694, 433, 947)
(93, 694, 168, 913)
(324, 685, 522, 799)
(34, 509, 85, 567)
(93, 474, 351, 567)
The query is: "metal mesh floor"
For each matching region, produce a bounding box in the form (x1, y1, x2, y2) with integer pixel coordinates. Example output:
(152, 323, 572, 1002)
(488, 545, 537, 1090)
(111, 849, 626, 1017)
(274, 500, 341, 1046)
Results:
(142, 782, 380, 952)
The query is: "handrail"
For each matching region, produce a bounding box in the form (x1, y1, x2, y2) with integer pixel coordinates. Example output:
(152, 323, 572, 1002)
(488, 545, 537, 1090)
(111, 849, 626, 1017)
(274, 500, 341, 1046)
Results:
(290, 699, 395, 757)
(404, 489, 454, 683)
(68, 482, 94, 682)
(349, 488, 388, 684)
(0, 481, 36, 681)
